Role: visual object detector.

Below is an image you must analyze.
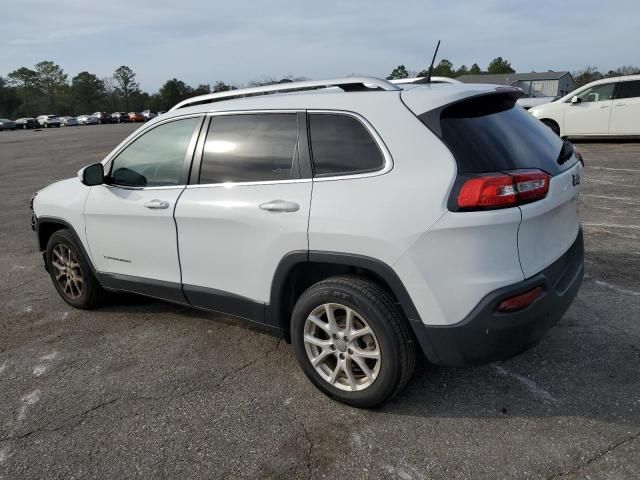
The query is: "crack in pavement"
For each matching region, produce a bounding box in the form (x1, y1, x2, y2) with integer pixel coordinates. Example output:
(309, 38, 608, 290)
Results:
(0, 339, 285, 445)
(546, 430, 640, 479)
(0, 398, 120, 443)
(300, 421, 314, 477)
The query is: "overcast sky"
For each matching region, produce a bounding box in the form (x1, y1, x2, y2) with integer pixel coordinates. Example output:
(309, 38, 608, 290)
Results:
(2, 0, 639, 91)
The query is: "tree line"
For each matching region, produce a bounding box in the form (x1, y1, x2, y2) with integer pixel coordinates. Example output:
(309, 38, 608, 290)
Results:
(387, 57, 640, 88)
(1, 58, 639, 118)
(0, 61, 240, 118)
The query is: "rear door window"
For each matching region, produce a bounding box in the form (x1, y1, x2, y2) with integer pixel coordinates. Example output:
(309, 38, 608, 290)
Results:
(308, 113, 384, 177)
(419, 94, 572, 176)
(199, 113, 299, 184)
(616, 80, 640, 99)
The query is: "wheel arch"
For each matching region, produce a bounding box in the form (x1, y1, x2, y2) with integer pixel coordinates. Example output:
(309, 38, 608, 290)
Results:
(540, 117, 562, 136)
(36, 216, 98, 276)
(268, 251, 422, 339)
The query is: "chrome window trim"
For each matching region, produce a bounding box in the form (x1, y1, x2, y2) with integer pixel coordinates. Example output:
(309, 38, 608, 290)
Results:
(307, 109, 393, 182)
(189, 110, 303, 188)
(187, 109, 392, 188)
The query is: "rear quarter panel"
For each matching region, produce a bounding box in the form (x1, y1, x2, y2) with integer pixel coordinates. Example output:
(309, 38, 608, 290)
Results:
(308, 99, 457, 266)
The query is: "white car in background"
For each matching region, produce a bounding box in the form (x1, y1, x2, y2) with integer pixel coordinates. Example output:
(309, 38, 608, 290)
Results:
(59, 116, 79, 127)
(394, 77, 555, 109)
(77, 115, 98, 125)
(36, 115, 61, 128)
(141, 110, 158, 121)
(530, 74, 640, 137)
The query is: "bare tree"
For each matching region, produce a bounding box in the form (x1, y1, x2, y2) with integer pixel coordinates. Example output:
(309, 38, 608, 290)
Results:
(113, 66, 139, 111)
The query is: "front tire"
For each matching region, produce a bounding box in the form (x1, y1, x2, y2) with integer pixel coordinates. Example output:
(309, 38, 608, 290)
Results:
(46, 229, 102, 309)
(291, 276, 416, 408)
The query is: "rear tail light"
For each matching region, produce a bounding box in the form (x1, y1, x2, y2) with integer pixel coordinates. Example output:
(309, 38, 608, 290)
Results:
(574, 148, 584, 166)
(456, 169, 550, 211)
(497, 286, 544, 312)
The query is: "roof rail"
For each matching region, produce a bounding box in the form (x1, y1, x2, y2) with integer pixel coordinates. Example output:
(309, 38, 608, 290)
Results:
(169, 77, 401, 111)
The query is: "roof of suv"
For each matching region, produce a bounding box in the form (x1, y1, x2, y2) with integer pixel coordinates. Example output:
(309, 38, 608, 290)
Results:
(160, 76, 504, 121)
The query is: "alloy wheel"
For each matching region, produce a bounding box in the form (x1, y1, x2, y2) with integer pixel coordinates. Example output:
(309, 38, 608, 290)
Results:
(303, 303, 381, 392)
(51, 244, 84, 299)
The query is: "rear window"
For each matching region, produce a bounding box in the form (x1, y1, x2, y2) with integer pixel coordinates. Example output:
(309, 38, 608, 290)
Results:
(419, 94, 572, 176)
(309, 113, 384, 177)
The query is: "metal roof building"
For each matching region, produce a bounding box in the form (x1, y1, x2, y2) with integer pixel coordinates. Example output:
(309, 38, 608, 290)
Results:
(456, 71, 575, 98)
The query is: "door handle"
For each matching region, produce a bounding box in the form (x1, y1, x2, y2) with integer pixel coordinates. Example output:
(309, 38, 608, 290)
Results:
(144, 199, 170, 210)
(600, 105, 610, 108)
(615, 103, 626, 106)
(259, 200, 300, 212)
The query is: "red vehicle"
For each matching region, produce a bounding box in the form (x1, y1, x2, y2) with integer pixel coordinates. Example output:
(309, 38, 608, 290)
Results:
(128, 112, 144, 122)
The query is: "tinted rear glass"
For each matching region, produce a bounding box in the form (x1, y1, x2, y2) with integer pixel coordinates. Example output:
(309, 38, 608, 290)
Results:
(616, 80, 640, 99)
(420, 94, 571, 176)
(309, 113, 384, 177)
(199, 113, 298, 184)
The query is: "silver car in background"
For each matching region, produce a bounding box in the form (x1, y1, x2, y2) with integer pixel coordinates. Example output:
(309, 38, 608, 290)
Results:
(76, 115, 98, 125)
(59, 116, 79, 127)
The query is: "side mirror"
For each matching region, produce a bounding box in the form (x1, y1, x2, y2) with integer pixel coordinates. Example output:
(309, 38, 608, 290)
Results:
(78, 163, 104, 186)
(570, 96, 581, 104)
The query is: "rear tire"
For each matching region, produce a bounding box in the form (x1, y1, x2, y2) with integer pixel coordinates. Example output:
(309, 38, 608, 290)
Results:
(541, 119, 560, 136)
(291, 276, 416, 408)
(46, 229, 102, 309)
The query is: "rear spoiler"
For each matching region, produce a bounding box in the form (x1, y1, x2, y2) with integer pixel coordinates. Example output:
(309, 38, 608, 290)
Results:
(416, 87, 523, 138)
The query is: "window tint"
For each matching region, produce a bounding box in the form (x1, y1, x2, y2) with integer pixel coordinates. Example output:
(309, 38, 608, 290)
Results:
(616, 80, 640, 99)
(572, 83, 616, 103)
(309, 114, 384, 176)
(109, 117, 198, 187)
(422, 94, 571, 176)
(199, 114, 298, 184)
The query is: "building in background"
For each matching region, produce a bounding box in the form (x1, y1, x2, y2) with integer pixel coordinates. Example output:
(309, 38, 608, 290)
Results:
(456, 71, 575, 98)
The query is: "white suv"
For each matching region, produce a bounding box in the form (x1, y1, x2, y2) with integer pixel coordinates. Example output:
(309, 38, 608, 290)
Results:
(31, 77, 584, 407)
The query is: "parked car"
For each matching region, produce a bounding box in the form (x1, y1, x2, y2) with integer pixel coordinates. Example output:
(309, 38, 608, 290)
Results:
(111, 112, 130, 123)
(31, 76, 584, 407)
(59, 116, 79, 127)
(76, 115, 98, 125)
(92, 112, 112, 124)
(36, 115, 60, 128)
(128, 112, 144, 122)
(15, 117, 39, 129)
(141, 110, 158, 121)
(529, 74, 640, 137)
(0, 118, 17, 130)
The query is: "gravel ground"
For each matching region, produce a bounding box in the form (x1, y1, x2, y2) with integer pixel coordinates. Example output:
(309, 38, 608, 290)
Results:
(0, 124, 638, 479)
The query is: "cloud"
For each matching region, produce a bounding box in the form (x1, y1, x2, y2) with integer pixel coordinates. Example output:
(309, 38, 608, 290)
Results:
(1, 0, 639, 91)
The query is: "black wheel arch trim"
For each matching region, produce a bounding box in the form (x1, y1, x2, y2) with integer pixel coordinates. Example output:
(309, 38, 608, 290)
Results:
(35, 216, 99, 276)
(267, 250, 423, 329)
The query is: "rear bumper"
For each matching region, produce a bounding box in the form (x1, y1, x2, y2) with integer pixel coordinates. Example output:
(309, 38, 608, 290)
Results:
(412, 227, 584, 367)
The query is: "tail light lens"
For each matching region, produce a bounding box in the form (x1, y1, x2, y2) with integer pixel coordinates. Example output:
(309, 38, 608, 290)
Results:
(456, 169, 550, 210)
(574, 148, 584, 166)
(497, 286, 544, 312)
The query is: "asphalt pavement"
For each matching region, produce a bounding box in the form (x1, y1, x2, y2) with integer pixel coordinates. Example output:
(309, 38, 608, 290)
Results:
(0, 124, 638, 479)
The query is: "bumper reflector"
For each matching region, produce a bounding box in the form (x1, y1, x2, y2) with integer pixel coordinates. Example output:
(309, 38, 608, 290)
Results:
(497, 286, 544, 313)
